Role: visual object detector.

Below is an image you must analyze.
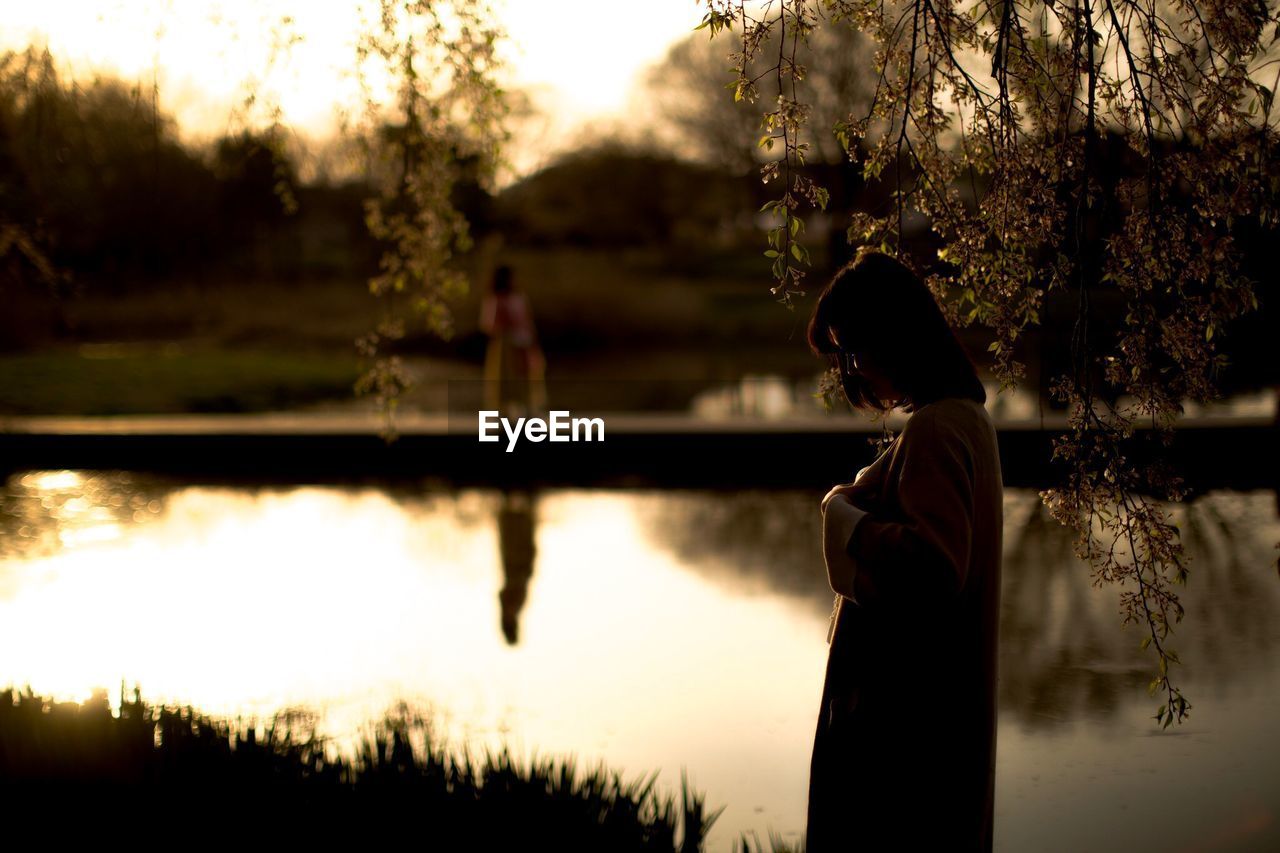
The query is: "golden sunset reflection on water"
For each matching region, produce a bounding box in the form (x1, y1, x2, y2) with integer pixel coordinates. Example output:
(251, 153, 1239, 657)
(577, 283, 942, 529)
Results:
(4, 472, 1280, 851)
(0, 474, 825, 847)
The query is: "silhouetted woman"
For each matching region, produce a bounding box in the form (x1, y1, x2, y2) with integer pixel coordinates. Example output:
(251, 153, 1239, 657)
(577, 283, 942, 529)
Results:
(805, 250, 1003, 852)
(480, 265, 546, 416)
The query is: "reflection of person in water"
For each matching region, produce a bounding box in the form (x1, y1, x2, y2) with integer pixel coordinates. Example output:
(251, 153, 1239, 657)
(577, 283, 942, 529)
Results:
(479, 265, 547, 417)
(496, 488, 537, 645)
(805, 250, 1004, 852)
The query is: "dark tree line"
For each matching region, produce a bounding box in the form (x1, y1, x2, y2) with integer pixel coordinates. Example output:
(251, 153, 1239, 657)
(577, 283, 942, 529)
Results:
(0, 47, 381, 293)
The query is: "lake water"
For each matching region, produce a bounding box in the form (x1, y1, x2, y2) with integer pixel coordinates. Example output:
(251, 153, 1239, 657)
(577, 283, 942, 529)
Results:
(2, 471, 1278, 851)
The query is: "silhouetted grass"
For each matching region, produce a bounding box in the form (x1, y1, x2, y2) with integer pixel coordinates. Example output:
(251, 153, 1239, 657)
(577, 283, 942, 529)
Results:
(734, 831, 805, 852)
(0, 686, 722, 849)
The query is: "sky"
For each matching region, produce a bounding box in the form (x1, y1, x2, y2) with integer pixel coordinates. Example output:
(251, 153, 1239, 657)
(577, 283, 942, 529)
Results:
(0, 0, 711, 179)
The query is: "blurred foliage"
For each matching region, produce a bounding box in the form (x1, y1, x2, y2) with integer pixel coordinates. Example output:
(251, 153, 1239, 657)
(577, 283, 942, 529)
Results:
(647, 15, 877, 175)
(0, 47, 435, 295)
(494, 140, 754, 250)
(0, 48, 273, 284)
(348, 0, 510, 433)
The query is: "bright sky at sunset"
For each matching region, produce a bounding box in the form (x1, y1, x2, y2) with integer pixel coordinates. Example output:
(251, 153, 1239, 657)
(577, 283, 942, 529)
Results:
(0, 0, 710, 177)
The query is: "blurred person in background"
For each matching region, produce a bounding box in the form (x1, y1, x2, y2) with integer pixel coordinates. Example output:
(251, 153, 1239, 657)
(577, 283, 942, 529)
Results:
(479, 265, 546, 417)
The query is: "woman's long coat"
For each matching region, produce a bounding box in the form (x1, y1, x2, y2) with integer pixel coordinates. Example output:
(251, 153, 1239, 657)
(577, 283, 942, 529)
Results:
(807, 397, 1004, 852)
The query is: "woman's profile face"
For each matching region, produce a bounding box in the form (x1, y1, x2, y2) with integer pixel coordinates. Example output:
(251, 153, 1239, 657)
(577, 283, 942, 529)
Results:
(829, 329, 903, 407)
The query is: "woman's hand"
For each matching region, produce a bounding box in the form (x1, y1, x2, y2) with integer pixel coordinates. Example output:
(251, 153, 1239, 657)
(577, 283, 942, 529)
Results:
(821, 465, 881, 515)
(822, 482, 873, 514)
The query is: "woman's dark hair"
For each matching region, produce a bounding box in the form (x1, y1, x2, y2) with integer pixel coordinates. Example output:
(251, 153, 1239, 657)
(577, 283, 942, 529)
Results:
(806, 250, 987, 413)
(491, 265, 514, 295)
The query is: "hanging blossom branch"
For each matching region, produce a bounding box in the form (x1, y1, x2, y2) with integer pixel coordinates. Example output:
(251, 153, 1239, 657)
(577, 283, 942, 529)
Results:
(224, 12, 304, 216)
(698, 1, 826, 307)
(352, 0, 509, 437)
(700, 0, 1280, 727)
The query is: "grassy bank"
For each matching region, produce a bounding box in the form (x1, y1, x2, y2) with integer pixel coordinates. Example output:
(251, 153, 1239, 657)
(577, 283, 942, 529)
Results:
(0, 347, 360, 415)
(2, 249, 829, 416)
(0, 686, 723, 849)
(42, 252, 801, 353)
